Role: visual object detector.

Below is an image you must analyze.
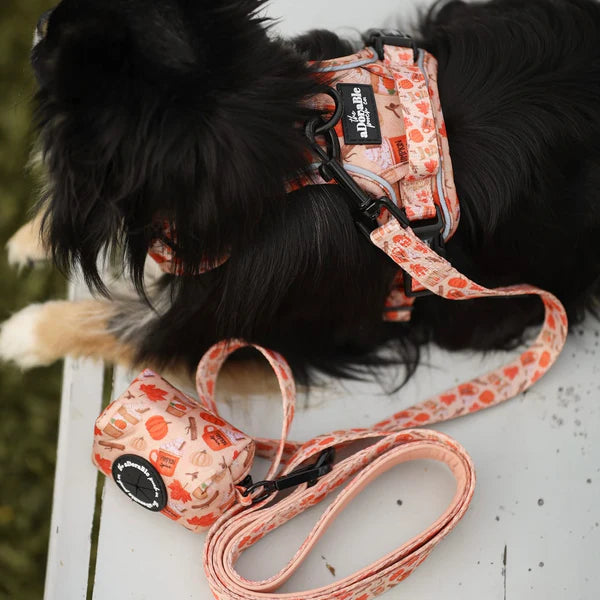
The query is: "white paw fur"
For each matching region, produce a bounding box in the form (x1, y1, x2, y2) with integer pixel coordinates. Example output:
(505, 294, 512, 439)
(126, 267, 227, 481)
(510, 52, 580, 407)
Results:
(6, 220, 50, 270)
(0, 304, 51, 368)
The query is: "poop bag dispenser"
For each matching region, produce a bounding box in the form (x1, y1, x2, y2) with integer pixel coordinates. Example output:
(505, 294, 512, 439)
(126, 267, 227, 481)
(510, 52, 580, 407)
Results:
(93, 369, 255, 531)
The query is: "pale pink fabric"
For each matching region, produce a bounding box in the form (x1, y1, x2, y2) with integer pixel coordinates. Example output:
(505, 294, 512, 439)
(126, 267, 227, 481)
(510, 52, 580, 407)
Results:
(197, 341, 475, 600)
(93, 370, 255, 529)
(296, 46, 458, 237)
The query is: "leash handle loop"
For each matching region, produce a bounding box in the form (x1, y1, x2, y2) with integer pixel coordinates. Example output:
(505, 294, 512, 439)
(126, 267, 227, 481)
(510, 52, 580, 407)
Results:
(197, 341, 475, 600)
(196, 341, 295, 482)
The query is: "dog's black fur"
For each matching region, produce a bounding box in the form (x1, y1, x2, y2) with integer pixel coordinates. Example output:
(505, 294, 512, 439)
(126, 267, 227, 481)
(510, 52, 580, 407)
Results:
(30, 0, 600, 383)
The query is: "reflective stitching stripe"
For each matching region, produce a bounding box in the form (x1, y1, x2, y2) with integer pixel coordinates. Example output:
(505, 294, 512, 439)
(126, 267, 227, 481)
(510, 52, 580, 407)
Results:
(343, 163, 399, 206)
(313, 47, 379, 72)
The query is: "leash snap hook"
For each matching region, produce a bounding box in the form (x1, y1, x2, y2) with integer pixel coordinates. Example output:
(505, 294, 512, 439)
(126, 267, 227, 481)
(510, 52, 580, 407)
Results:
(304, 117, 412, 239)
(240, 447, 335, 505)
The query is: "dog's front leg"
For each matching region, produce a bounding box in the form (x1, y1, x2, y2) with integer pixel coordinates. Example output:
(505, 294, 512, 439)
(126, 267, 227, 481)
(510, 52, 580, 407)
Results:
(5, 212, 50, 269)
(0, 299, 286, 399)
(0, 300, 137, 369)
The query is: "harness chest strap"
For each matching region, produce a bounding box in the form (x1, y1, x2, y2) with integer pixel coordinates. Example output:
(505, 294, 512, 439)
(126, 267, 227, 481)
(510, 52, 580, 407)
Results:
(195, 225, 567, 600)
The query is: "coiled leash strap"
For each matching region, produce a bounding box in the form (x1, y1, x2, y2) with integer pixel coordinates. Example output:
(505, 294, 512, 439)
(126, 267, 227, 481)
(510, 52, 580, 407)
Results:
(196, 231, 566, 600)
(198, 341, 476, 600)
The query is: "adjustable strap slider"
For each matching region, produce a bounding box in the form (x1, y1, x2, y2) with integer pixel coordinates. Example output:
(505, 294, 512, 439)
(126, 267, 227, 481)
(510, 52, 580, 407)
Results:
(367, 30, 419, 62)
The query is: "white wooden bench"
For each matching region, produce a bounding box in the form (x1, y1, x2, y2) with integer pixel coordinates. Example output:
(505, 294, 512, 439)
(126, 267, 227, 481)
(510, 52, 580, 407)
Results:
(43, 286, 600, 599)
(42, 2, 600, 598)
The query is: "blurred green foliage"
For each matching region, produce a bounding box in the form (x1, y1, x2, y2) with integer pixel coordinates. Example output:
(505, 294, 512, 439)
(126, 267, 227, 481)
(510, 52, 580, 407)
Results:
(0, 2, 67, 599)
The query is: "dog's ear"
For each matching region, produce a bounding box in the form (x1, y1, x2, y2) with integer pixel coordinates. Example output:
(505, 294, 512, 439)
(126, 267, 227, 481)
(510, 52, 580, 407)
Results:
(35, 0, 323, 292)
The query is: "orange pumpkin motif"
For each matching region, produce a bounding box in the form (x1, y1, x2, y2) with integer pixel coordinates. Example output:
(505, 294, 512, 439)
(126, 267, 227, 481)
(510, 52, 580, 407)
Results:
(408, 129, 424, 142)
(479, 390, 495, 404)
(448, 277, 468, 288)
(414, 412, 430, 422)
(440, 394, 456, 406)
(145, 415, 169, 440)
(539, 351, 551, 368)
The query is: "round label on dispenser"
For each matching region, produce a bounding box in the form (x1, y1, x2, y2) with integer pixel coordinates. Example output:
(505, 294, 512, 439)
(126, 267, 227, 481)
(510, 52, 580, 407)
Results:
(111, 454, 168, 511)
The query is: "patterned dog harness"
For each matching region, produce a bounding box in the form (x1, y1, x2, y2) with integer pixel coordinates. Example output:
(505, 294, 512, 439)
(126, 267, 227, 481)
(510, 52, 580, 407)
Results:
(289, 35, 459, 320)
(149, 34, 459, 321)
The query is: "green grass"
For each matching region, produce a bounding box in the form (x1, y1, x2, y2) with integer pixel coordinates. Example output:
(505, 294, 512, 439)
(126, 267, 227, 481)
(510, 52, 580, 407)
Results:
(0, 2, 67, 599)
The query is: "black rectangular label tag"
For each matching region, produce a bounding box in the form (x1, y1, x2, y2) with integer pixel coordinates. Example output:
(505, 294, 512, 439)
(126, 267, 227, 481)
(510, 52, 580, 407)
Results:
(337, 83, 382, 145)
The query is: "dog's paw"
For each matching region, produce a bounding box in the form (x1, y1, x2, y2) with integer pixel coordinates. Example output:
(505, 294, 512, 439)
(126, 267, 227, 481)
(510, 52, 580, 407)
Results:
(0, 304, 53, 368)
(6, 220, 50, 270)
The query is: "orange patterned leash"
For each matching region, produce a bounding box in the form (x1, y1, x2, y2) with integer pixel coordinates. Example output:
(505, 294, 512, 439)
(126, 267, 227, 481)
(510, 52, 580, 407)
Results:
(197, 218, 567, 599)
(197, 226, 567, 464)
(198, 340, 475, 600)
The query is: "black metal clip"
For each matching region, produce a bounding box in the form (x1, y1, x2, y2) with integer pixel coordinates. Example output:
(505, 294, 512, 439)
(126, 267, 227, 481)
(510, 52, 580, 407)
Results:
(240, 448, 335, 505)
(401, 206, 446, 298)
(303, 85, 446, 300)
(304, 115, 410, 239)
(367, 30, 419, 63)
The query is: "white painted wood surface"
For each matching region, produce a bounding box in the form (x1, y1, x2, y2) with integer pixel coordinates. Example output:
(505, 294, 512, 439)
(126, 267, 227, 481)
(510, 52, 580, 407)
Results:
(44, 1, 600, 599)
(43, 280, 105, 600)
(85, 320, 600, 600)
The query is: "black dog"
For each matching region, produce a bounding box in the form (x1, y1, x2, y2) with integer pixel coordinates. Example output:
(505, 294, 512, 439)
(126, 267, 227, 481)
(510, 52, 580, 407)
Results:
(2, 0, 600, 386)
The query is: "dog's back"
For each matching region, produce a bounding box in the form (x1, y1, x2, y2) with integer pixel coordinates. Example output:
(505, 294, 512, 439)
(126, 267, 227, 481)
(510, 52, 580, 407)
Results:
(412, 0, 600, 353)
(3, 0, 600, 383)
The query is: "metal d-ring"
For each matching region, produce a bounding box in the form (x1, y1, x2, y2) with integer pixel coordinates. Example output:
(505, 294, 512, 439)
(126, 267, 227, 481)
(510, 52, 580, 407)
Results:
(313, 87, 344, 135)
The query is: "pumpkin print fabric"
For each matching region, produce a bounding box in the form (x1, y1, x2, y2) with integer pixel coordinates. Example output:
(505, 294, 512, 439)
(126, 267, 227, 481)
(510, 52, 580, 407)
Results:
(92, 369, 255, 530)
(295, 45, 459, 314)
(196, 341, 477, 600)
(294, 45, 459, 239)
(194, 209, 567, 599)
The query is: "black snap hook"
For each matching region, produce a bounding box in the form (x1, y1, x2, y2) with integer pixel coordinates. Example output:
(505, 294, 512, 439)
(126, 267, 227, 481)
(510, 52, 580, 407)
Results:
(241, 447, 335, 505)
